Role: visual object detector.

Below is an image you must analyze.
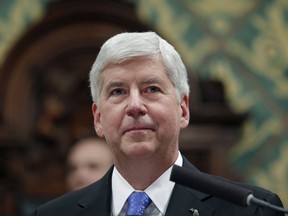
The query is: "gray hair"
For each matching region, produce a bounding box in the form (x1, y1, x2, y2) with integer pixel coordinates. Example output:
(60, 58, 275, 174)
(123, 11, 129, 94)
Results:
(89, 32, 189, 104)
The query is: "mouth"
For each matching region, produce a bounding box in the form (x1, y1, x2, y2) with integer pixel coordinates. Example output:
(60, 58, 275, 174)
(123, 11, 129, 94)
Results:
(123, 126, 155, 134)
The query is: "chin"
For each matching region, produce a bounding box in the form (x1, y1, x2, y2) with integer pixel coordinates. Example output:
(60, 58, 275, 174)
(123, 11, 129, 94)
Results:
(124, 143, 155, 159)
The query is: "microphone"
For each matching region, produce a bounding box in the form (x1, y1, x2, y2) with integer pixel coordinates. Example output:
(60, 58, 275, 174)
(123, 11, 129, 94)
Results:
(170, 165, 288, 214)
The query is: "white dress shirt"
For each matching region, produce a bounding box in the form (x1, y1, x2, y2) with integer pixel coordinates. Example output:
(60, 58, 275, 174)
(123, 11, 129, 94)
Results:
(111, 152, 183, 216)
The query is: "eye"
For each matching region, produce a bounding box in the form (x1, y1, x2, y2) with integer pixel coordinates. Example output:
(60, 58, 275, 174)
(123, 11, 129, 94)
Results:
(146, 86, 160, 93)
(111, 88, 126, 96)
(88, 163, 99, 170)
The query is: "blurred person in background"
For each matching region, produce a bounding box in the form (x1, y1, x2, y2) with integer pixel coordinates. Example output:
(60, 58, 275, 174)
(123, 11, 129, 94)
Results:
(66, 136, 113, 191)
(20, 137, 113, 216)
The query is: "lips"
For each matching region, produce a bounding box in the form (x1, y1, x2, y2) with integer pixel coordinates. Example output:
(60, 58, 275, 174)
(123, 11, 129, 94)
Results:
(125, 127, 152, 133)
(121, 124, 155, 134)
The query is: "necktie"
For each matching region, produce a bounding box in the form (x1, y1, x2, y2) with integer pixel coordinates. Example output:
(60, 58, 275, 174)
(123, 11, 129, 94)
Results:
(126, 191, 152, 216)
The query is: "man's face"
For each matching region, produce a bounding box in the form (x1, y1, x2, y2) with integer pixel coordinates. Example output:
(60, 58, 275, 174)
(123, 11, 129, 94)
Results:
(92, 57, 189, 162)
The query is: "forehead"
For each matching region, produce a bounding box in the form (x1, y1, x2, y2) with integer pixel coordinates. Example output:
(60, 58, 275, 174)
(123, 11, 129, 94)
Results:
(101, 56, 170, 82)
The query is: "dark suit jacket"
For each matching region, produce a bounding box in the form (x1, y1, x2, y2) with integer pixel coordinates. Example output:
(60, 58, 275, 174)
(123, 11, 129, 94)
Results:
(32, 157, 284, 216)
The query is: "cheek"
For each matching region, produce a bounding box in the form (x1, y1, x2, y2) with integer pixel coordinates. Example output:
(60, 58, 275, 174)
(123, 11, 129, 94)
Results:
(100, 106, 122, 135)
(160, 105, 183, 134)
(160, 101, 181, 122)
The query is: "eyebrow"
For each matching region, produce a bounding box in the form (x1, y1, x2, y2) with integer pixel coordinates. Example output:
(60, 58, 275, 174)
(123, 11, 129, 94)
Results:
(141, 77, 168, 88)
(106, 81, 124, 88)
(102, 81, 125, 94)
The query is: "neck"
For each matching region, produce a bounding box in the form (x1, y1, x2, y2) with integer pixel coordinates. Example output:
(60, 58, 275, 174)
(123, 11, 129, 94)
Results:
(115, 152, 178, 190)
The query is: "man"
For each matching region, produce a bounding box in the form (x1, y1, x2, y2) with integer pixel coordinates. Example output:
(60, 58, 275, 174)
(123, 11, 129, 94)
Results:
(32, 32, 284, 215)
(66, 137, 113, 191)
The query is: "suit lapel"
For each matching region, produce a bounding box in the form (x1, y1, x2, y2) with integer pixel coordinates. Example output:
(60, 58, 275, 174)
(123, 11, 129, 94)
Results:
(166, 184, 214, 216)
(165, 157, 215, 216)
(76, 167, 113, 216)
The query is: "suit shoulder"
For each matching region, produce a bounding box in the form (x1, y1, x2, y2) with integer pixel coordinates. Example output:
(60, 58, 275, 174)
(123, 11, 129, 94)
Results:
(33, 185, 91, 215)
(33, 177, 110, 216)
(211, 176, 284, 215)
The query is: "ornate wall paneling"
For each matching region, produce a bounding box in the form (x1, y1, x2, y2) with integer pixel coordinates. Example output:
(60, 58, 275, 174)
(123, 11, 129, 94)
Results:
(182, 78, 247, 177)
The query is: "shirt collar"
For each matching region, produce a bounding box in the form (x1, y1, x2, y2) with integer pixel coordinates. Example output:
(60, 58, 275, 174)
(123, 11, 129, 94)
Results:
(111, 152, 183, 215)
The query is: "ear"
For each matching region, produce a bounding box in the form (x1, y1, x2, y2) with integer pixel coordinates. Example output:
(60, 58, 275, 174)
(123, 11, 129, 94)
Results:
(180, 94, 190, 129)
(92, 103, 104, 137)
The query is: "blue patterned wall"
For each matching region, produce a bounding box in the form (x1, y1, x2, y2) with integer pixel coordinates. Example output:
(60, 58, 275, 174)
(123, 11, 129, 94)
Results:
(0, 0, 47, 64)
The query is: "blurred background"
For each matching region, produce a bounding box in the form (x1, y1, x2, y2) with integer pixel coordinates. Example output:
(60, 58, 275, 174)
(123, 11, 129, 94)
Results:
(0, 0, 287, 215)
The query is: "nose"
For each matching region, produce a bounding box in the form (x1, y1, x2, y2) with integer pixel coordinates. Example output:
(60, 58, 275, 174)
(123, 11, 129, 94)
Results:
(126, 90, 147, 117)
